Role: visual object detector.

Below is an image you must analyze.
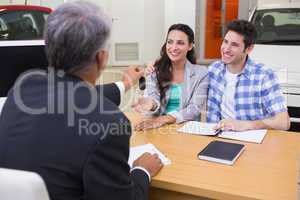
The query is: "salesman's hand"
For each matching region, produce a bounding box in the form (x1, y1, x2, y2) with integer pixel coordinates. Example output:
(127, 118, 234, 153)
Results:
(122, 65, 144, 91)
(133, 152, 163, 177)
(145, 62, 155, 76)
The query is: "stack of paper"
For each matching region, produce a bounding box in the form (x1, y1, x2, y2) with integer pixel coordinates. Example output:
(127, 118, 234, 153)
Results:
(128, 143, 171, 167)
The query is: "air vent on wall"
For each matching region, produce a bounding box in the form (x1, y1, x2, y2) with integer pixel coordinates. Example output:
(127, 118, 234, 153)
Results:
(115, 42, 139, 61)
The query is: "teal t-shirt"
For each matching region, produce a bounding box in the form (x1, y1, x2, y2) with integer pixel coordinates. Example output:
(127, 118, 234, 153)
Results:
(165, 83, 183, 114)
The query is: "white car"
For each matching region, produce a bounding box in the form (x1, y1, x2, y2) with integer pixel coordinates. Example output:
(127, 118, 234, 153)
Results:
(249, 2, 300, 130)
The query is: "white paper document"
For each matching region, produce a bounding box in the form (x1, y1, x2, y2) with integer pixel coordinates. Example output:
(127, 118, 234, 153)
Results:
(128, 143, 171, 167)
(218, 129, 267, 143)
(177, 121, 217, 135)
(177, 121, 267, 144)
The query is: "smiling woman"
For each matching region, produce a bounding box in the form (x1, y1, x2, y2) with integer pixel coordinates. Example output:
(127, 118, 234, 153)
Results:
(132, 24, 209, 130)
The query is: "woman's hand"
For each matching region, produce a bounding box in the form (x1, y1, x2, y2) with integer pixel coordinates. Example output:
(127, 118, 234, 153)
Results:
(132, 97, 156, 113)
(134, 115, 176, 131)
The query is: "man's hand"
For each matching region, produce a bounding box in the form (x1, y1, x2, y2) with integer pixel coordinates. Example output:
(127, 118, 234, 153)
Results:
(214, 119, 252, 131)
(133, 152, 163, 177)
(132, 97, 156, 113)
(215, 112, 291, 131)
(122, 65, 144, 91)
(145, 62, 155, 76)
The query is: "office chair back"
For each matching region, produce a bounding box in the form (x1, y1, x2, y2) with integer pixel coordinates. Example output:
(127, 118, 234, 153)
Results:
(0, 168, 50, 200)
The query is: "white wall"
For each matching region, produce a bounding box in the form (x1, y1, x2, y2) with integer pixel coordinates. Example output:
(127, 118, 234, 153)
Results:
(238, 0, 258, 20)
(109, 0, 145, 66)
(108, 0, 196, 65)
(66, 0, 111, 12)
(143, 0, 165, 64)
(164, 0, 196, 34)
(27, 0, 41, 6)
(0, 0, 63, 8)
(0, 0, 44, 5)
(0, 0, 10, 5)
(40, 0, 64, 9)
(9, 0, 26, 4)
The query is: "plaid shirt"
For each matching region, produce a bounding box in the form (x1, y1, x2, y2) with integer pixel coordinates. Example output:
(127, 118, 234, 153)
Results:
(207, 57, 287, 122)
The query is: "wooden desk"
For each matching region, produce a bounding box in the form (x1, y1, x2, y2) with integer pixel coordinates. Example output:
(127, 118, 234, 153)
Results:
(126, 113, 300, 200)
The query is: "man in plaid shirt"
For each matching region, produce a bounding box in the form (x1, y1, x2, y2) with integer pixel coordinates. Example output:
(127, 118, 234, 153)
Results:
(207, 19, 290, 131)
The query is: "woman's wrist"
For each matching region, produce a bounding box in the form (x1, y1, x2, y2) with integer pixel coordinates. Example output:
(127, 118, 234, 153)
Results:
(162, 115, 176, 124)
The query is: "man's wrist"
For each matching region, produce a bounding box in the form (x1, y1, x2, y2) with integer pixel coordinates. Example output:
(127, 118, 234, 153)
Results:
(122, 80, 131, 92)
(130, 166, 151, 182)
(250, 120, 266, 130)
(241, 120, 264, 131)
(115, 81, 125, 104)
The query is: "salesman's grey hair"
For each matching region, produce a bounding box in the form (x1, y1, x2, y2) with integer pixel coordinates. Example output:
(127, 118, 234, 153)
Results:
(44, 1, 111, 72)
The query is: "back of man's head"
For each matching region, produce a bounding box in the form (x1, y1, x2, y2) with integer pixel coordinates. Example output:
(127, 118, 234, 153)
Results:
(225, 19, 257, 49)
(44, 1, 111, 73)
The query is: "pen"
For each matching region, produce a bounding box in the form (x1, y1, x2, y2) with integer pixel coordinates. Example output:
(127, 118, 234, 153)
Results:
(215, 121, 225, 136)
(215, 128, 223, 136)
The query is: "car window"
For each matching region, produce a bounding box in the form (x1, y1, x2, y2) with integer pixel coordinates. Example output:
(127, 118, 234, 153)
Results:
(0, 17, 9, 39)
(43, 13, 49, 21)
(252, 8, 300, 44)
(0, 10, 49, 40)
(22, 13, 38, 32)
